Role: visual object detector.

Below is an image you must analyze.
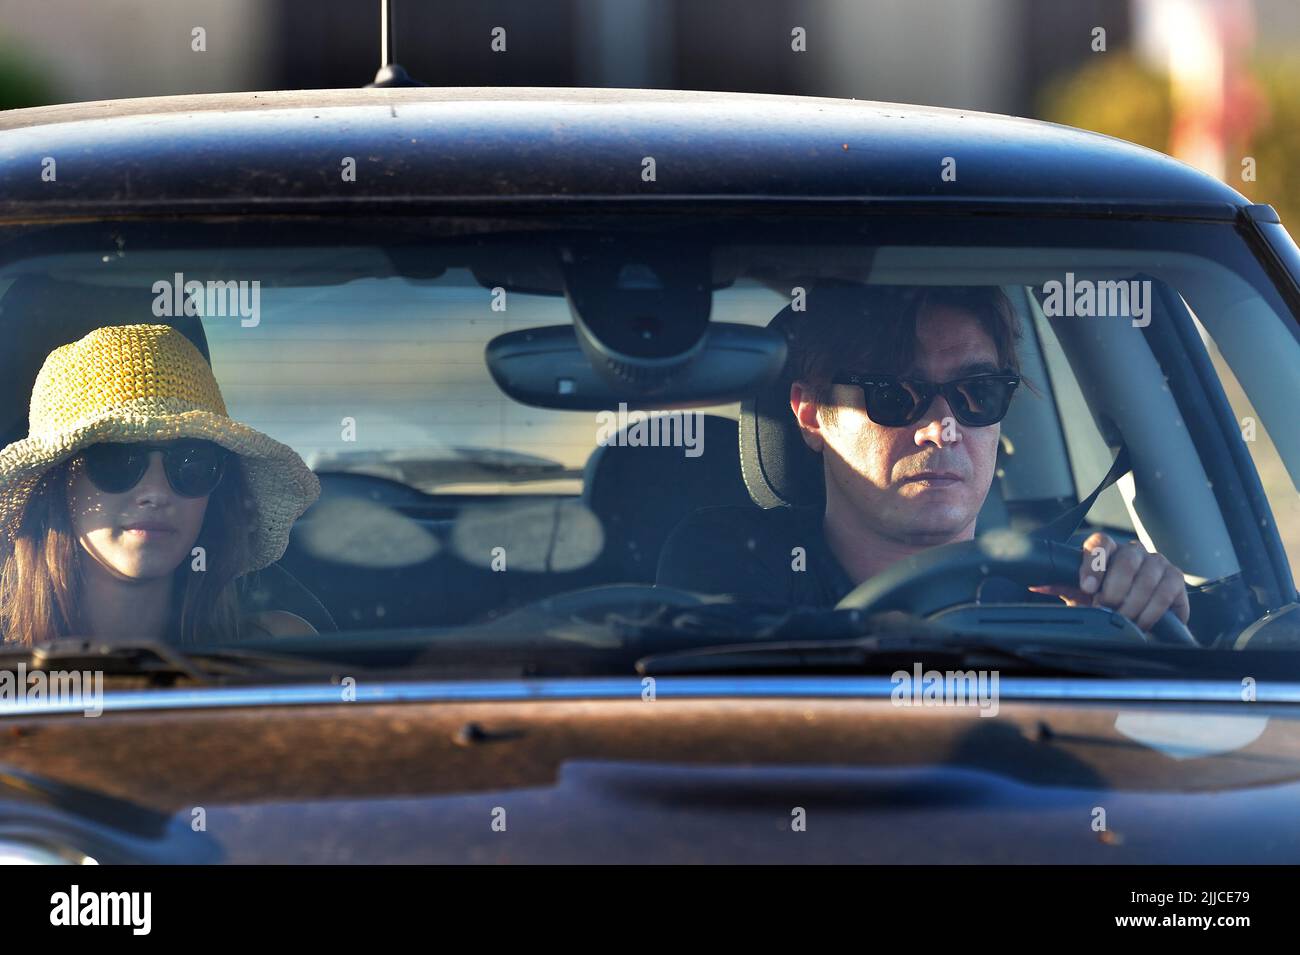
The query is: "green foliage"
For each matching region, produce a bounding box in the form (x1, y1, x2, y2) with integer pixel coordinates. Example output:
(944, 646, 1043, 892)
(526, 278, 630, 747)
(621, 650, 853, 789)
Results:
(1037, 53, 1172, 154)
(1238, 59, 1300, 229)
(1037, 52, 1300, 229)
(0, 44, 53, 111)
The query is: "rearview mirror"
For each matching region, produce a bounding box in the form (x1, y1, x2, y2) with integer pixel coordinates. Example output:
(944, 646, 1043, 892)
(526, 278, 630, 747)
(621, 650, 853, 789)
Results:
(485, 322, 787, 410)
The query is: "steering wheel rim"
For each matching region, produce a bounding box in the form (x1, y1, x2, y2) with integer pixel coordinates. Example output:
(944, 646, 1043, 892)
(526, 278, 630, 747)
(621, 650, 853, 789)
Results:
(833, 534, 1197, 647)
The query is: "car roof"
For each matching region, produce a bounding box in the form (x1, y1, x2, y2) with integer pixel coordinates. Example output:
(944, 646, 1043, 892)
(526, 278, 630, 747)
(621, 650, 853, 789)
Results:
(0, 87, 1251, 221)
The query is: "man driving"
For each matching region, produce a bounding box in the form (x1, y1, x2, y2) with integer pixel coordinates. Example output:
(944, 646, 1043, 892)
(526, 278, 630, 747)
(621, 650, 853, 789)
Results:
(655, 283, 1191, 633)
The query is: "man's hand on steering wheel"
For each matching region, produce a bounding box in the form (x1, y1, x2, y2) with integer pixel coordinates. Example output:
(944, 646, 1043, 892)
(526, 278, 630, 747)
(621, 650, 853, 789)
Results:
(1028, 531, 1191, 632)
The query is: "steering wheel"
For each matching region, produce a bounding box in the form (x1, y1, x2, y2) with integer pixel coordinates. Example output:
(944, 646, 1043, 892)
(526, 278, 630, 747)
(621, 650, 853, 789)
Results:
(833, 534, 1197, 647)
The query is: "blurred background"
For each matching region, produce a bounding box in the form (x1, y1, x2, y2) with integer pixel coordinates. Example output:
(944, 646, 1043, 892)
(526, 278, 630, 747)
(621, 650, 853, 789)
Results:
(0, 0, 1296, 222)
(1, 0, 1296, 566)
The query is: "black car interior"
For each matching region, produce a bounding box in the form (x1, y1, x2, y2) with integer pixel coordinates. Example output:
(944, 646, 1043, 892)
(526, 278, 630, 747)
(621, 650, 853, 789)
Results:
(0, 273, 1283, 647)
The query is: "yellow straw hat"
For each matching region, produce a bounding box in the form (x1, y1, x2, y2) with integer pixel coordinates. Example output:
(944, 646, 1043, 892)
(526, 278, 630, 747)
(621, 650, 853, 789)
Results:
(0, 324, 320, 576)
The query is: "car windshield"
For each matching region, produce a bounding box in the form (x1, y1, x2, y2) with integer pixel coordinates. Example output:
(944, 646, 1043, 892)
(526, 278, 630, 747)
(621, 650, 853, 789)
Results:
(1, 213, 1298, 679)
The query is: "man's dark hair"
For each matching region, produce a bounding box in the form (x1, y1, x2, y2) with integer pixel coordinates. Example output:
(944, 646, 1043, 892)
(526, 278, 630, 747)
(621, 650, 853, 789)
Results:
(784, 284, 1028, 417)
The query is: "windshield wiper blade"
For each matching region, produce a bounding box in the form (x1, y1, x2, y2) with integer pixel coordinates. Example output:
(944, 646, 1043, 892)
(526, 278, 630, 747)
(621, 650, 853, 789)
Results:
(0, 638, 348, 684)
(636, 634, 1184, 678)
(2, 639, 212, 683)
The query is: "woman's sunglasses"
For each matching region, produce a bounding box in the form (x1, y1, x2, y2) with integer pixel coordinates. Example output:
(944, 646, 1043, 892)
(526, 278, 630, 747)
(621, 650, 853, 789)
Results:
(830, 372, 1021, 428)
(78, 439, 229, 498)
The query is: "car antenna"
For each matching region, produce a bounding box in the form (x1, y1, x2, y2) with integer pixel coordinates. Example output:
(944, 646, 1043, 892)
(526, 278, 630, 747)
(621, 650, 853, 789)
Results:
(365, 0, 427, 87)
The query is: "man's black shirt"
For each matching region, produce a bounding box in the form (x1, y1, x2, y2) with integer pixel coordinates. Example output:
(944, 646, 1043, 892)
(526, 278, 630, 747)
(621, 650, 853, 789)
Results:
(656, 505, 856, 606)
(655, 504, 1043, 607)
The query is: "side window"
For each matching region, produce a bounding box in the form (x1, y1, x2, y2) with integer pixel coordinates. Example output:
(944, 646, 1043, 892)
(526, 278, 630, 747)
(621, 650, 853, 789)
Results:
(1023, 288, 1135, 532)
(1191, 314, 1300, 583)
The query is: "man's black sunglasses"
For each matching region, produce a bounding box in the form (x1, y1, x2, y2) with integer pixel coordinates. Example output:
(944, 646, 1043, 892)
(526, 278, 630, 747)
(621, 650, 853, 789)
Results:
(79, 440, 229, 498)
(830, 372, 1021, 428)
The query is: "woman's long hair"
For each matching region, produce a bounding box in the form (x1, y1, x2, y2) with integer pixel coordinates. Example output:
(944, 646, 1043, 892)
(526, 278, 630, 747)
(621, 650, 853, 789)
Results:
(0, 452, 253, 646)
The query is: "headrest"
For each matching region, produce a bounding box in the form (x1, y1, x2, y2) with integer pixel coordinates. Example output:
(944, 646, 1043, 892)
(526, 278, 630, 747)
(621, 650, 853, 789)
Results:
(583, 414, 750, 580)
(739, 354, 822, 508)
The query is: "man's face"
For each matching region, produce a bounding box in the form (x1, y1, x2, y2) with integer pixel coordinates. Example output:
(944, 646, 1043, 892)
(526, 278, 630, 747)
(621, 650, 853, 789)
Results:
(795, 305, 1002, 546)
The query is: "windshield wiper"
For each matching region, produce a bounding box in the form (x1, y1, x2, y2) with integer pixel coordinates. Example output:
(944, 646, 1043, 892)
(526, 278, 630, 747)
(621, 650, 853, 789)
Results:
(467, 596, 1193, 677)
(0, 638, 350, 685)
(636, 633, 1185, 678)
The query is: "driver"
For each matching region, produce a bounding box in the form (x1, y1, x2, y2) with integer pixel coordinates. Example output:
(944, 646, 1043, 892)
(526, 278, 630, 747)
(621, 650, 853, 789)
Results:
(655, 284, 1191, 633)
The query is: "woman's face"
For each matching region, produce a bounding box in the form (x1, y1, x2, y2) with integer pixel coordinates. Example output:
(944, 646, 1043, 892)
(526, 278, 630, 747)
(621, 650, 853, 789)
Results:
(67, 448, 210, 581)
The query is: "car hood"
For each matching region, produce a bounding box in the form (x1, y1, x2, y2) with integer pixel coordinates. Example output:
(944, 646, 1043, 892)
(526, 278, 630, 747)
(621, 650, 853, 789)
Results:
(2, 678, 1299, 862)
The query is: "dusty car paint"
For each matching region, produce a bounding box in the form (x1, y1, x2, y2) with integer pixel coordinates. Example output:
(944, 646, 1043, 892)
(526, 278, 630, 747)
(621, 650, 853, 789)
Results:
(3, 693, 1300, 863)
(0, 88, 1258, 222)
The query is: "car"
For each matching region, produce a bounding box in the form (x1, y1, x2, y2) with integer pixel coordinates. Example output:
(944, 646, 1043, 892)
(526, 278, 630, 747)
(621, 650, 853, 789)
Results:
(0, 85, 1299, 864)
